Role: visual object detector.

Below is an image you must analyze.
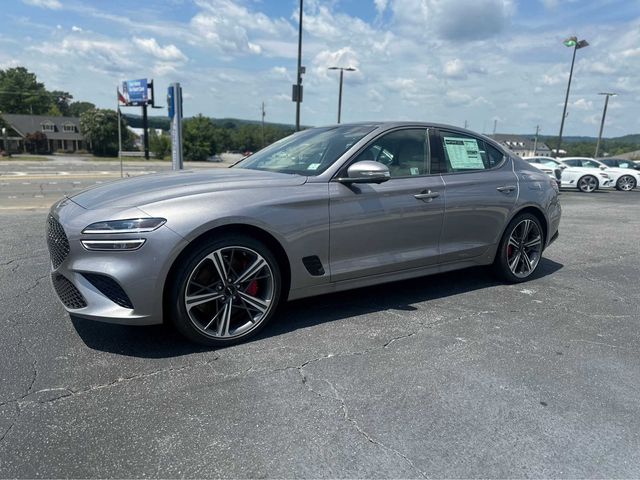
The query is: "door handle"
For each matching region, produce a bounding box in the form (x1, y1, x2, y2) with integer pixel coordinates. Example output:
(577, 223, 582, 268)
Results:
(414, 190, 440, 201)
(496, 185, 516, 193)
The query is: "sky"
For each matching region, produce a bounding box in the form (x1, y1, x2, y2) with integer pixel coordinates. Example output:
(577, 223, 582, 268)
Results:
(1, 0, 639, 137)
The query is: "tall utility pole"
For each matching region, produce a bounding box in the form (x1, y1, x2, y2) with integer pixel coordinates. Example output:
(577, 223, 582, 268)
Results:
(493, 119, 497, 135)
(294, 0, 304, 131)
(555, 36, 589, 157)
(464, 120, 468, 129)
(261, 101, 266, 148)
(594, 92, 616, 158)
(328, 66, 356, 123)
(533, 125, 539, 156)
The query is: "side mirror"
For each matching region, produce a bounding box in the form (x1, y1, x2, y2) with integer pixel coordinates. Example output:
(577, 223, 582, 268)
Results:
(599, 165, 607, 170)
(338, 161, 390, 184)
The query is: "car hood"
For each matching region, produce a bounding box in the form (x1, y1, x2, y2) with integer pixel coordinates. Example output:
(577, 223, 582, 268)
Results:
(69, 168, 308, 209)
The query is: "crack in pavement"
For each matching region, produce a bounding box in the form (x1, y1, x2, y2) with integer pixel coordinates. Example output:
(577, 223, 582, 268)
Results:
(296, 365, 428, 478)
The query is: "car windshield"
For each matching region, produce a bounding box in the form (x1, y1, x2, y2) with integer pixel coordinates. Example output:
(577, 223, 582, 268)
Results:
(232, 125, 376, 176)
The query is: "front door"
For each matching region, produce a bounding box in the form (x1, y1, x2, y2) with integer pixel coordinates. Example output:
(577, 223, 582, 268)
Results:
(329, 128, 445, 282)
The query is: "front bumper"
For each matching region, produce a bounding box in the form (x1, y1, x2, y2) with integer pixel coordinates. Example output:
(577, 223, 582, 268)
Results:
(47, 198, 187, 326)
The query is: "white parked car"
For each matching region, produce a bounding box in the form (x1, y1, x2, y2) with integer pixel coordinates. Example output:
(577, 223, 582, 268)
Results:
(523, 156, 612, 193)
(522, 157, 561, 187)
(562, 157, 640, 192)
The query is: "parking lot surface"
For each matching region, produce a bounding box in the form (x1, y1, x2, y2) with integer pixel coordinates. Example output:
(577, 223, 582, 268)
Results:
(1, 184, 639, 477)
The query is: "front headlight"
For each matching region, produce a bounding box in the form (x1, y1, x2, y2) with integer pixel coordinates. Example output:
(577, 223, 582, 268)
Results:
(82, 218, 166, 234)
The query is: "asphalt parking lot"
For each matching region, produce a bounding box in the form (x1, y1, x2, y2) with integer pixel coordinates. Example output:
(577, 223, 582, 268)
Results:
(1, 174, 640, 477)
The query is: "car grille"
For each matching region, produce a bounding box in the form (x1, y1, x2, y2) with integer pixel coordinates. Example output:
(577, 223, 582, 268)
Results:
(47, 215, 70, 269)
(51, 273, 87, 309)
(82, 273, 134, 309)
(554, 168, 562, 180)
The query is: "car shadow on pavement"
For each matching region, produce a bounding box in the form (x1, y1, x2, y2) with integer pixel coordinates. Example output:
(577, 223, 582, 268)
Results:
(263, 258, 564, 341)
(71, 258, 563, 358)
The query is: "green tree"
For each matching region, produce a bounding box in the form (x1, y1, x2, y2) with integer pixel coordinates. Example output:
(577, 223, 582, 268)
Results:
(49, 90, 73, 116)
(80, 108, 130, 157)
(68, 101, 96, 117)
(0, 67, 51, 114)
(183, 114, 217, 161)
(149, 128, 171, 159)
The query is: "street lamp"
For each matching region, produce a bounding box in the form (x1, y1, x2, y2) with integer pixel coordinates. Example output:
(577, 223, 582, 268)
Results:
(554, 35, 589, 158)
(293, 0, 304, 132)
(594, 92, 616, 158)
(328, 66, 356, 124)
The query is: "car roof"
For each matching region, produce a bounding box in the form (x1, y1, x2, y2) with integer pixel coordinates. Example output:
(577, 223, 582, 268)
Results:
(320, 121, 505, 150)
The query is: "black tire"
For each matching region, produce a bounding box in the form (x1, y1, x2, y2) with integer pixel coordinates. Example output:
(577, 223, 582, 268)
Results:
(493, 213, 544, 283)
(577, 175, 598, 193)
(168, 234, 281, 347)
(615, 175, 636, 192)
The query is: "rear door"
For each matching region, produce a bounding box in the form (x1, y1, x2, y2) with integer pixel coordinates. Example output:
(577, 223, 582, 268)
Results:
(432, 129, 518, 263)
(328, 128, 445, 282)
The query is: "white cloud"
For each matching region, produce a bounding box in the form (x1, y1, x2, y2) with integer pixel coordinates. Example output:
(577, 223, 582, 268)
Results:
(374, 0, 389, 14)
(443, 58, 466, 79)
(571, 98, 593, 110)
(71, 25, 82, 32)
(133, 37, 187, 62)
(22, 0, 61, 9)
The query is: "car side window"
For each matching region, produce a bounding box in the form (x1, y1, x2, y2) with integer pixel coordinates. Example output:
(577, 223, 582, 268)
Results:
(439, 131, 504, 173)
(619, 161, 632, 168)
(563, 159, 579, 167)
(582, 160, 600, 168)
(353, 129, 429, 178)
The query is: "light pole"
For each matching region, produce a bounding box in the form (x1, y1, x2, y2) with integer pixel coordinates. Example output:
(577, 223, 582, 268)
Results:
(594, 92, 616, 158)
(555, 35, 589, 157)
(293, 0, 304, 131)
(328, 66, 356, 123)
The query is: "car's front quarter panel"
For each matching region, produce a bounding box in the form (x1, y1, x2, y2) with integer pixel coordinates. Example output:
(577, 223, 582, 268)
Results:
(138, 182, 332, 299)
(49, 198, 188, 325)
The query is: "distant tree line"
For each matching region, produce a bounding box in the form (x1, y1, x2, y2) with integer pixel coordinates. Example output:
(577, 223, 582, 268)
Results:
(1, 66, 294, 159)
(544, 136, 640, 157)
(0, 67, 96, 117)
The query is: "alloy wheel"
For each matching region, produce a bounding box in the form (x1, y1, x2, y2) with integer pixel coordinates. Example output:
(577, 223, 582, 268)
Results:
(183, 246, 275, 339)
(578, 176, 597, 193)
(617, 175, 636, 191)
(506, 219, 542, 279)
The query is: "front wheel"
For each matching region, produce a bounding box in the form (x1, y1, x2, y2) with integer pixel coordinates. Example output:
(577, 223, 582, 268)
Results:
(493, 213, 544, 283)
(616, 175, 636, 191)
(577, 175, 598, 193)
(169, 234, 281, 347)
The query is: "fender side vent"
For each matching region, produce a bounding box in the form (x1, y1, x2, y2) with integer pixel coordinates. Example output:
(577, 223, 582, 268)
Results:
(82, 273, 134, 309)
(302, 255, 325, 276)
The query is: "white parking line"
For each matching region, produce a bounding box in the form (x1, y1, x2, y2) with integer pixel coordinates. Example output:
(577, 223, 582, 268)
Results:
(48, 182, 58, 185)
(21, 182, 31, 185)
(72, 181, 82, 185)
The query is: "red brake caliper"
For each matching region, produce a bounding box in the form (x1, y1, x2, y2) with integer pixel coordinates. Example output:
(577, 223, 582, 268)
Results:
(246, 279, 259, 296)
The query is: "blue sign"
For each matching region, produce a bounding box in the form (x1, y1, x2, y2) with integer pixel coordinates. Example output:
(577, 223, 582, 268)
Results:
(122, 78, 148, 106)
(167, 86, 175, 119)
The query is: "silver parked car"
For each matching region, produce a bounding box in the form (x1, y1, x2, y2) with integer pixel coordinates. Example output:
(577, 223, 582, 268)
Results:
(47, 123, 561, 346)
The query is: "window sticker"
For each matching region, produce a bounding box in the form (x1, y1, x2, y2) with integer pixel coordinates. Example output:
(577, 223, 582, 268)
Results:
(443, 137, 485, 169)
(307, 163, 321, 170)
(410, 167, 420, 175)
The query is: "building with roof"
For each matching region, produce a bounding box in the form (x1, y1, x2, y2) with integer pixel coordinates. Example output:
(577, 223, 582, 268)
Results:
(1, 113, 87, 153)
(490, 134, 551, 158)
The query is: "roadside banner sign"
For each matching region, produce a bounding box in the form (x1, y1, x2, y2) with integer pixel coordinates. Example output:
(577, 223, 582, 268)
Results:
(122, 79, 149, 106)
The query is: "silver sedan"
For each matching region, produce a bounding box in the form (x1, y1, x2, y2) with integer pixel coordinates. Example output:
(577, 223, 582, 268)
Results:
(47, 122, 561, 345)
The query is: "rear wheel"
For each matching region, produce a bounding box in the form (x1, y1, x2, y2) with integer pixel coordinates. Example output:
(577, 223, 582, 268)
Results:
(494, 213, 544, 283)
(169, 234, 281, 346)
(616, 175, 636, 191)
(577, 175, 598, 193)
